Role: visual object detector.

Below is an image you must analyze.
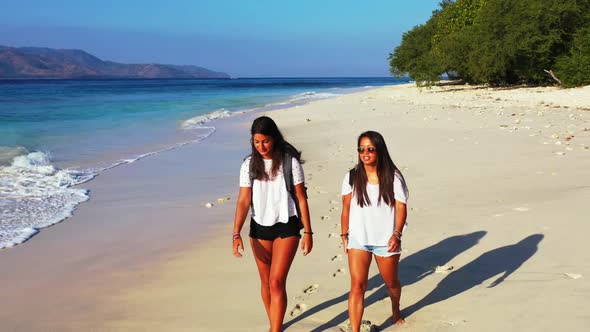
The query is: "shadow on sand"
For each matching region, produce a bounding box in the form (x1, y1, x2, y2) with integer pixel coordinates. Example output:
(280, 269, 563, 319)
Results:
(283, 231, 487, 331)
(378, 234, 544, 330)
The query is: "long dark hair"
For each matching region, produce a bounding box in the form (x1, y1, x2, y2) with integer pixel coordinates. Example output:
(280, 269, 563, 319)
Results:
(352, 131, 408, 207)
(249, 116, 302, 180)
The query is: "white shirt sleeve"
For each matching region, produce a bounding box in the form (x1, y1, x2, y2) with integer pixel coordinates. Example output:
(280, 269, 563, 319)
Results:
(341, 172, 352, 195)
(291, 157, 305, 185)
(239, 157, 252, 187)
(393, 171, 408, 203)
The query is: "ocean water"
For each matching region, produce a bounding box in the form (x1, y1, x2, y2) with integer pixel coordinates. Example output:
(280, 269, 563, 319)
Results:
(0, 77, 407, 249)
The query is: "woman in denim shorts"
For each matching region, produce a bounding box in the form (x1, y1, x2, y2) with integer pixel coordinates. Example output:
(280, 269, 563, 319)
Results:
(341, 131, 409, 331)
(232, 116, 313, 332)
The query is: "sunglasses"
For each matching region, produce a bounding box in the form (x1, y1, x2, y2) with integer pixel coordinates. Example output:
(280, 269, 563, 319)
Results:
(357, 146, 377, 153)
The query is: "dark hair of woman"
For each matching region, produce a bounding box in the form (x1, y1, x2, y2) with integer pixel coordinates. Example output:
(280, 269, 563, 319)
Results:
(249, 116, 302, 181)
(352, 131, 408, 207)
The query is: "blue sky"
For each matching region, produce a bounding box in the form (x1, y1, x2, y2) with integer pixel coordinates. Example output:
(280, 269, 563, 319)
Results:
(0, 0, 441, 77)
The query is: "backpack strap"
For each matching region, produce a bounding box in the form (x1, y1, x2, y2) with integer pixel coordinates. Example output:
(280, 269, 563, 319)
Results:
(283, 153, 293, 195)
(248, 154, 306, 226)
(247, 155, 255, 216)
(284, 153, 306, 227)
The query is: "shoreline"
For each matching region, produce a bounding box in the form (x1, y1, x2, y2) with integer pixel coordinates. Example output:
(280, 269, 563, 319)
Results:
(0, 80, 399, 250)
(1, 83, 589, 331)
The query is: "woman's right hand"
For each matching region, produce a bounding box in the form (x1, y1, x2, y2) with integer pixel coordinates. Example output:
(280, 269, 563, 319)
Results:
(342, 235, 349, 254)
(232, 237, 244, 257)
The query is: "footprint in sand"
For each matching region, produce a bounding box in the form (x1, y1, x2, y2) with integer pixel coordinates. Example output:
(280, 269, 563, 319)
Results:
(564, 273, 583, 280)
(330, 200, 339, 205)
(441, 319, 468, 326)
(329, 207, 340, 212)
(333, 268, 346, 277)
(321, 215, 330, 221)
(290, 303, 308, 317)
(216, 197, 231, 203)
(435, 265, 454, 274)
(513, 207, 530, 212)
(331, 254, 344, 262)
(303, 284, 320, 295)
(328, 233, 339, 239)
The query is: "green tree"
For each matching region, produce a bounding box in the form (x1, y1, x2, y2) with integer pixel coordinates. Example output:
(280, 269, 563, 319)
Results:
(389, 0, 590, 87)
(555, 26, 590, 87)
(389, 19, 443, 85)
(432, 0, 486, 80)
(466, 0, 588, 84)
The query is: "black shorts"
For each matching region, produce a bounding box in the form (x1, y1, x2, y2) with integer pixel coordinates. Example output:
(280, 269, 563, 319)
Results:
(249, 216, 303, 241)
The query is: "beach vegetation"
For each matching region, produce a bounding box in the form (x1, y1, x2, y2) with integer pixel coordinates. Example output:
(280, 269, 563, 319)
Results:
(389, 0, 590, 87)
(389, 19, 444, 86)
(555, 26, 590, 87)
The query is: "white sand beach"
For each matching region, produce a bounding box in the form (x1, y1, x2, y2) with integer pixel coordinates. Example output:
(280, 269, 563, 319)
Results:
(1, 83, 589, 331)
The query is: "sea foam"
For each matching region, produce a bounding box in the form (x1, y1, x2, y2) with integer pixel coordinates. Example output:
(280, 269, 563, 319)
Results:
(0, 109, 231, 249)
(181, 109, 231, 130)
(0, 152, 94, 249)
(286, 91, 342, 103)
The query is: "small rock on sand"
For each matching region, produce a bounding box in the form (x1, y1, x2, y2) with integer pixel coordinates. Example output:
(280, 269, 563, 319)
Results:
(339, 320, 378, 332)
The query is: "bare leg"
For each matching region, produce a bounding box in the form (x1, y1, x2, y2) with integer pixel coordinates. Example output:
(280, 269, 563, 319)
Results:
(251, 238, 273, 321)
(347, 249, 372, 332)
(375, 254, 405, 325)
(268, 236, 299, 332)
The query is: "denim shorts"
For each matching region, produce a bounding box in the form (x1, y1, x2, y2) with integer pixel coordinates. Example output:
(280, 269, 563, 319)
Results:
(249, 216, 302, 241)
(347, 236, 401, 257)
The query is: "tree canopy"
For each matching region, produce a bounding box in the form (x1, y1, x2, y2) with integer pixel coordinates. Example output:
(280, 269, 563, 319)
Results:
(389, 0, 590, 87)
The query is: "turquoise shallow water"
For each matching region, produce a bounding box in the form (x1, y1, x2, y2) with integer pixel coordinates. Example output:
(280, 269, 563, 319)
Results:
(0, 77, 407, 249)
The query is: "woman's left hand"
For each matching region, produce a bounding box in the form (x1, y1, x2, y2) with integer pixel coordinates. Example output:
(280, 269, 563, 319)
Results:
(301, 233, 313, 256)
(387, 234, 401, 253)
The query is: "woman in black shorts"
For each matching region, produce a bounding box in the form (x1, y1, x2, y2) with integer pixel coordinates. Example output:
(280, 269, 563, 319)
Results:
(232, 116, 313, 332)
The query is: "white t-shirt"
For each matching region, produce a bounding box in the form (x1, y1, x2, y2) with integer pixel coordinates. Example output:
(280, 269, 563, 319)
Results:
(341, 170, 408, 246)
(240, 156, 304, 226)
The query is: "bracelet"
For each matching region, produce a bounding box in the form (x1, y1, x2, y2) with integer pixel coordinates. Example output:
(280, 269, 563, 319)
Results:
(304, 231, 314, 235)
(393, 234, 402, 241)
(340, 233, 349, 237)
(232, 233, 241, 241)
(393, 230, 403, 236)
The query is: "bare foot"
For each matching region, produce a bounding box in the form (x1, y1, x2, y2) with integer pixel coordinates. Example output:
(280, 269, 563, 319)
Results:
(393, 316, 405, 325)
(393, 308, 405, 325)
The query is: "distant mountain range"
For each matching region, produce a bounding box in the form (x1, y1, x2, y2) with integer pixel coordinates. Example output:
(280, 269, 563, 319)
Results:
(0, 45, 230, 79)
